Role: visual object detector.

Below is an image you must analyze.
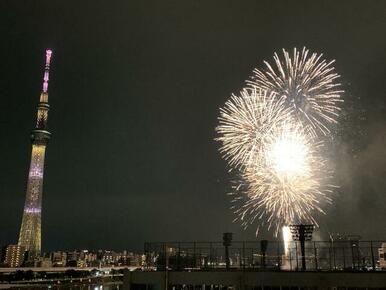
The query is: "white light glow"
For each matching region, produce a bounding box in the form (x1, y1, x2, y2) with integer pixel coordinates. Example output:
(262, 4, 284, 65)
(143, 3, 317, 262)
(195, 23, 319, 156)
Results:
(270, 134, 308, 177)
(282, 226, 291, 256)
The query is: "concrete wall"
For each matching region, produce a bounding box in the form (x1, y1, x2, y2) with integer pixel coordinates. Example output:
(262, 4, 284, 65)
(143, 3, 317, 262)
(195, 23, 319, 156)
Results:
(124, 270, 386, 290)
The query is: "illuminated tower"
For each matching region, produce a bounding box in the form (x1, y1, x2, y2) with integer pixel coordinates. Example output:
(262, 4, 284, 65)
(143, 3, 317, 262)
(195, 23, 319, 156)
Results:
(18, 49, 53, 258)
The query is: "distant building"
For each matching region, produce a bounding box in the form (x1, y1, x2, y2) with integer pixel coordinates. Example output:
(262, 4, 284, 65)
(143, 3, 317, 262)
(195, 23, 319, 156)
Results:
(379, 243, 386, 269)
(0, 245, 7, 265)
(35, 257, 52, 267)
(4, 245, 25, 267)
(84, 251, 98, 264)
(128, 253, 144, 267)
(77, 259, 87, 268)
(51, 251, 67, 267)
(102, 250, 115, 264)
(66, 250, 79, 263)
(2, 247, 144, 268)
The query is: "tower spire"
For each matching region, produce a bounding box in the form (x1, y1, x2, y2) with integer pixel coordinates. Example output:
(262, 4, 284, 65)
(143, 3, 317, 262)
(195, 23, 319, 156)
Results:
(42, 49, 52, 93)
(18, 49, 53, 259)
(35, 49, 52, 131)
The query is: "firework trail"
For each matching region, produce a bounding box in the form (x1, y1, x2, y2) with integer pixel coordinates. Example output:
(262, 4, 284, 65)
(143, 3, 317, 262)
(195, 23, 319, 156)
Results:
(248, 47, 343, 136)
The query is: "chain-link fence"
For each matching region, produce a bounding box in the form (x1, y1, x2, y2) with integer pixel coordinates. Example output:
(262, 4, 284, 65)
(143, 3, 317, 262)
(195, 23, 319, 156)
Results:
(144, 240, 386, 271)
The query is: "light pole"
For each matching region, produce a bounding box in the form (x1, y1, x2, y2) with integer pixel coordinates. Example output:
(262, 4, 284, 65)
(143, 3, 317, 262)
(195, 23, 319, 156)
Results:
(223, 233, 233, 270)
(290, 224, 314, 271)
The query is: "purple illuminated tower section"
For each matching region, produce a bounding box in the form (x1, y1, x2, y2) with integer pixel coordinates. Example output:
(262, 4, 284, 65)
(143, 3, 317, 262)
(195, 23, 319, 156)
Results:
(18, 50, 53, 258)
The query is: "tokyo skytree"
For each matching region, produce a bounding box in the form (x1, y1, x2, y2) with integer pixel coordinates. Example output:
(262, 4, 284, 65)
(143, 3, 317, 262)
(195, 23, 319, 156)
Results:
(18, 49, 53, 258)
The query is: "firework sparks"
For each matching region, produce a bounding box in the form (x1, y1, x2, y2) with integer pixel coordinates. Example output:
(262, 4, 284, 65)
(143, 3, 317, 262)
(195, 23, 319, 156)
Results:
(248, 47, 343, 136)
(230, 122, 334, 236)
(216, 87, 291, 169)
(216, 48, 342, 236)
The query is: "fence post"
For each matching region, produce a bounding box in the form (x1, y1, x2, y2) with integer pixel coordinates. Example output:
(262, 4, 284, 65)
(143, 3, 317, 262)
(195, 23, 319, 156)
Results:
(193, 242, 196, 268)
(209, 242, 213, 269)
(242, 241, 246, 271)
(252, 248, 254, 270)
(177, 242, 181, 270)
(329, 241, 332, 270)
(351, 242, 355, 270)
(332, 243, 336, 270)
(261, 240, 268, 269)
(295, 242, 299, 270)
(314, 241, 318, 271)
(370, 241, 375, 271)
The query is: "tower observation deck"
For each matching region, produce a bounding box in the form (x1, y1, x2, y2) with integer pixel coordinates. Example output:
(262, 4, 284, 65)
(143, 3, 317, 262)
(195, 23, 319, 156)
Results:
(18, 49, 53, 258)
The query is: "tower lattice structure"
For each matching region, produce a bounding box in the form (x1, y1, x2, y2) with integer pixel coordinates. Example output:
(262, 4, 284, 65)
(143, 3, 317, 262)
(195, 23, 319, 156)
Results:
(18, 50, 53, 258)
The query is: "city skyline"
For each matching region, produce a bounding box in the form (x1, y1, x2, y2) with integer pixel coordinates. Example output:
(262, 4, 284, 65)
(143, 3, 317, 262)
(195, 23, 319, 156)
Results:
(1, 0, 386, 252)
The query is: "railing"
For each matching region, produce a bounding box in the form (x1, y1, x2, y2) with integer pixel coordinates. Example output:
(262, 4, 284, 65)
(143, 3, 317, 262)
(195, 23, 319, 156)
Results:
(144, 240, 386, 272)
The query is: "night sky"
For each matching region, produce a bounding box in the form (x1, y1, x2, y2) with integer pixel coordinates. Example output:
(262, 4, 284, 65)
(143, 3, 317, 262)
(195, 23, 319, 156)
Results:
(1, 0, 385, 252)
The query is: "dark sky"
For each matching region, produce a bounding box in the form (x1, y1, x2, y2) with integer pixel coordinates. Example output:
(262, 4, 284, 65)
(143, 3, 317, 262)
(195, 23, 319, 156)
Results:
(1, 0, 385, 252)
